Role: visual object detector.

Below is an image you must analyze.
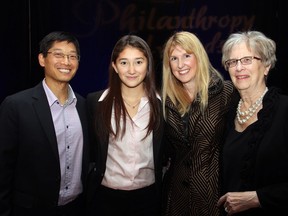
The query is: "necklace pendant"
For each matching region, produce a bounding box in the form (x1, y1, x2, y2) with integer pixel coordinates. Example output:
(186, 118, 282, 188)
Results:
(123, 99, 141, 109)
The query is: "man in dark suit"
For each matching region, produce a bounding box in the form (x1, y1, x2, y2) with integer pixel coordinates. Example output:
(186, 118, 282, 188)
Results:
(0, 31, 90, 216)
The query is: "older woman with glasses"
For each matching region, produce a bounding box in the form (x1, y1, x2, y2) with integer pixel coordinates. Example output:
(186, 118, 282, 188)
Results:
(217, 30, 288, 216)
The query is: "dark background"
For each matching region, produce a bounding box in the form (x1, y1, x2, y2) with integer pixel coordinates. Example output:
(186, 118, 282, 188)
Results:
(1, 0, 287, 103)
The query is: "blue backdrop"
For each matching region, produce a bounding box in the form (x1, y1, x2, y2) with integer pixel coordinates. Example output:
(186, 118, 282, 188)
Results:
(1, 0, 287, 102)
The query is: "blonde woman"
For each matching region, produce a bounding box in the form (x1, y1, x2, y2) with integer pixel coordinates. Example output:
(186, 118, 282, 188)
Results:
(161, 31, 236, 216)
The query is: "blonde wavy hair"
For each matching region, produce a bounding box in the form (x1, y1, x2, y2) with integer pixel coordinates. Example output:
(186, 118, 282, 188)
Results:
(162, 31, 222, 118)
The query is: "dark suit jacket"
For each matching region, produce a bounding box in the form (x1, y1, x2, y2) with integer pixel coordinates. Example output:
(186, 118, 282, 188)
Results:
(86, 90, 164, 204)
(0, 82, 90, 216)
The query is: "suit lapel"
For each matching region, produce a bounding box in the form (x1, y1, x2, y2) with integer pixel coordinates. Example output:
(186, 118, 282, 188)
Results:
(32, 83, 59, 160)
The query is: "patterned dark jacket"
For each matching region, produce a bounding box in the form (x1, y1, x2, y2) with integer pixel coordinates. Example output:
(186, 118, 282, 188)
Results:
(162, 74, 236, 216)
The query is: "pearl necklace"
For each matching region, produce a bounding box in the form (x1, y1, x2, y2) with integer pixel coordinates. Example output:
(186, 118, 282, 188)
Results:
(236, 87, 268, 124)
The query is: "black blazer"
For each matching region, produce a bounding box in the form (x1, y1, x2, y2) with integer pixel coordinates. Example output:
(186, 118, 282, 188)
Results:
(0, 82, 90, 215)
(86, 90, 164, 200)
(220, 87, 288, 215)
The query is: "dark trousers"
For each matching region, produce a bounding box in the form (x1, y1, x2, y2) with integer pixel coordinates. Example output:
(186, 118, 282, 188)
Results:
(87, 184, 161, 216)
(12, 195, 84, 216)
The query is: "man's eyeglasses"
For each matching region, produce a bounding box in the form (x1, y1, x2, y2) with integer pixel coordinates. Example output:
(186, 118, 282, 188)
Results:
(47, 51, 80, 61)
(225, 56, 261, 68)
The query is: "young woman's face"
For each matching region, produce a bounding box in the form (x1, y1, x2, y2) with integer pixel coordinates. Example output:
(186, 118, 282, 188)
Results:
(112, 46, 148, 89)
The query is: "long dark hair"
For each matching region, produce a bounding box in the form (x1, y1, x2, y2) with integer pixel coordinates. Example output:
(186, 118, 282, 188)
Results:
(101, 34, 160, 140)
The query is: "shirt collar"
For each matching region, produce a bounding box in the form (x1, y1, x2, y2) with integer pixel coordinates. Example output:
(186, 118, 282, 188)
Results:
(42, 79, 76, 106)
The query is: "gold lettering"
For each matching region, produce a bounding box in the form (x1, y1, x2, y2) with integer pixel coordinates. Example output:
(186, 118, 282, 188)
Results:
(206, 32, 223, 54)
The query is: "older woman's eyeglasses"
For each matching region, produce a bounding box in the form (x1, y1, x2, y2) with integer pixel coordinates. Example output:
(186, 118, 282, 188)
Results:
(225, 56, 261, 68)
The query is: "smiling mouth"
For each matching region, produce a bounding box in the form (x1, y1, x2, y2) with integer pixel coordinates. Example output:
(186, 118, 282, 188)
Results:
(59, 69, 71, 73)
(179, 69, 189, 74)
(236, 75, 249, 79)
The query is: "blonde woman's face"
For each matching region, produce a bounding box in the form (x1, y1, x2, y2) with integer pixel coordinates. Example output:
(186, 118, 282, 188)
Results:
(169, 45, 197, 88)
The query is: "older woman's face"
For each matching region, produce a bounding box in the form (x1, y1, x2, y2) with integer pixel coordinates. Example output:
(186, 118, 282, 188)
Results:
(227, 42, 269, 93)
